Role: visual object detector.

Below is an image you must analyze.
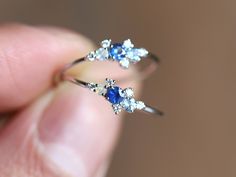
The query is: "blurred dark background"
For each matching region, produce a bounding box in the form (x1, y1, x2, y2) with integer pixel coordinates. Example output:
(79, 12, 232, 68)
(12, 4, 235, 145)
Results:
(1, 0, 236, 176)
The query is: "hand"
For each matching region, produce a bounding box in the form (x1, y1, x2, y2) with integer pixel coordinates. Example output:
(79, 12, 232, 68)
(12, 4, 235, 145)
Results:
(0, 24, 139, 177)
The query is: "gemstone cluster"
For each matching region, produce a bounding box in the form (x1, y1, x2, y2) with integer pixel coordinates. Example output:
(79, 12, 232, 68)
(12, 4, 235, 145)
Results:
(87, 78, 146, 114)
(86, 39, 149, 69)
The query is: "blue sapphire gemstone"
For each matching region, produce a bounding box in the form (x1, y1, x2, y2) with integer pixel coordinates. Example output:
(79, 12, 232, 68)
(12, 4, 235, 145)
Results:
(106, 86, 124, 104)
(109, 43, 126, 61)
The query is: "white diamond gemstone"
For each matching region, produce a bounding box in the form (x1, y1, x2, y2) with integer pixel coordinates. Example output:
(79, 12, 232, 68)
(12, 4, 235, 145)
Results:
(87, 51, 96, 61)
(112, 104, 122, 114)
(136, 48, 149, 57)
(105, 78, 115, 87)
(101, 39, 111, 48)
(88, 83, 107, 95)
(123, 88, 134, 98)
(96, 84, 107, 95)
(121, 98, 136, 113)
(88, 83, 97, 91)
(126, 49, 141, 62)
(119, 58, 130, 68)
(123, 39, 134, 48)
(136, 101, 146, 110)
(126, 48, 148, 62)
(118, 89, 125, 97)
(95, 48, 109, 60)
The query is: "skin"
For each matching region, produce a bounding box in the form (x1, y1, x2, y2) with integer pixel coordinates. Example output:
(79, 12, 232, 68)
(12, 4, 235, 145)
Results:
(0, 24, 139, 177)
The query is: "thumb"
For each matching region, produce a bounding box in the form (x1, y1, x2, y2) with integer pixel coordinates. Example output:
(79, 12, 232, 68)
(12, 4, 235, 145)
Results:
(0, 83, 122, 177)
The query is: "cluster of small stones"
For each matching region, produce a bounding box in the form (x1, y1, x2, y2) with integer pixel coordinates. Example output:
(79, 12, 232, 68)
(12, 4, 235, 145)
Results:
(88, 78, 146, 114)
(86, 39, 149, 69)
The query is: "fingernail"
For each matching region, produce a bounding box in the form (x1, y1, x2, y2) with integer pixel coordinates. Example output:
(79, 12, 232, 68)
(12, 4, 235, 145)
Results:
(38, 84, 120, 177)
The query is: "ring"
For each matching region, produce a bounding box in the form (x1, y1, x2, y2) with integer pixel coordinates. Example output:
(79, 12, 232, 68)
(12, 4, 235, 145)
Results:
(56, 39, 163, 116)
(58, 39, 160, 83)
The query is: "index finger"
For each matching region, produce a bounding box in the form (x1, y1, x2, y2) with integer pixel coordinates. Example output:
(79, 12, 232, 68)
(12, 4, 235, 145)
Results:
(0, 24, 94, 112)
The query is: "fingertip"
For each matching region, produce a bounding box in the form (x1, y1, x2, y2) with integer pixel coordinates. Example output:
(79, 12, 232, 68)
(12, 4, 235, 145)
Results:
(0, 23, 95, 111)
